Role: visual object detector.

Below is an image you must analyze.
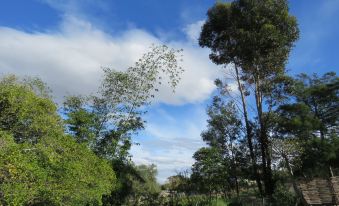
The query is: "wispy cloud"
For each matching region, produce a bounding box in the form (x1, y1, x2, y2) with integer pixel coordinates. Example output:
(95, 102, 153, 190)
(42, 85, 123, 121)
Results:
(131, 104, 208, 183)
(0, 15, 222, 105)
(183, 20, 204, 43)
(0, 1, 222, 183)
(41, 0, 111, 19)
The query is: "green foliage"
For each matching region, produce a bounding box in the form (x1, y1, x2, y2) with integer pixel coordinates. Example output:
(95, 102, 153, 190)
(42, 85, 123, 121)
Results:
(292, 72, 339, 138)
(297, 136, 339, 177)
(63, 45, 183, 161)
(192, 96, 248, 198)
(228, 199, 242, 206)
(202, 97, 242, 148)
(163, 171, 193, 195)
(277, 103, 321, 139)
(276, 72, 339, 140)
(199, 0, 300, 197)
(0, 76, 117, 205)
(199, 0, 299, 73)
(103, 163, 161, 206)
(63, 95, 99, 144)
(0, 75, 63, 143)
(192, 147, 228, 194)
(211, 199, 228, 206)
(0, 44, 184, 205)
(271, 184, 296, 206)
(157, 194, 227, 206)
(178, 197, 225, 206)
(276, 72, 339, 177)
(126, 164, 161, 206)
(0, 132, 116, 205)
(62, 45, 184, 205)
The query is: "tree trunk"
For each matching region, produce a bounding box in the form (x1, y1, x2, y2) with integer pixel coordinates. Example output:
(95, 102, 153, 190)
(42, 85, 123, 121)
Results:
(235, 175, 240, 198)
(234, 66, 264, 196)
(282, 153, 299, 196)
(254, 74, 274, 198)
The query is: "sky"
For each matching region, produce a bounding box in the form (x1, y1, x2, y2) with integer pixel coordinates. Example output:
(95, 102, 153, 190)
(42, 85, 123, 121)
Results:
(0, 0, 339, 183)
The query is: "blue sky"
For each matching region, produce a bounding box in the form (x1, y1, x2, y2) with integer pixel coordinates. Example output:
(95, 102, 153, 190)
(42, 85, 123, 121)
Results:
(0, 0, 338, 183)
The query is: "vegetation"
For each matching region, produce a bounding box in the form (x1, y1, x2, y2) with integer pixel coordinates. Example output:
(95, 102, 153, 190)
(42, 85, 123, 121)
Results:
(159, 0, 338, 205)
(0, 77, 115, 205)
(161, 72, 338, 206)
(0, 45, 183, 205)
(199, 0, 299, 198)
(0, 0, 338, 205)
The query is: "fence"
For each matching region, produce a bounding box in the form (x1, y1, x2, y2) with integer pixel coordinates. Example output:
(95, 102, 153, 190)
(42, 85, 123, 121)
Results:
(298, 176, 339, 205)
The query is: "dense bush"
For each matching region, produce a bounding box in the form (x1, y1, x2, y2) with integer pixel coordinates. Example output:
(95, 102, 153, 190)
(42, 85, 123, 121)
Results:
(271, 184, 296, 206)
(0, 77, 117, 205)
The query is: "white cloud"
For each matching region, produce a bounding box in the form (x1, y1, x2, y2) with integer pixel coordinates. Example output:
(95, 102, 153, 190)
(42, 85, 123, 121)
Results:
(0, 16, 221, 105)
(183, 20, 204, 43)
(0, 12, 222, 183)
(131, 105, 207, 183)
(41, 0, 111, 21)
(131, 143, 199, 184)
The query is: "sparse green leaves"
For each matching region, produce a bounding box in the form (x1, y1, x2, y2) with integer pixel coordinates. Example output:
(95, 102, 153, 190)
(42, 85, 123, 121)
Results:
(63, 45, 183, 161)
(101, 44, 184, 108)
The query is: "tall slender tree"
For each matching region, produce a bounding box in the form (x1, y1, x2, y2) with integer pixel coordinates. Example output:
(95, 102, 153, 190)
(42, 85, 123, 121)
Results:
(63, 45, 184, 205)
(199, 0, 299, 197)
(201, 96, 243, 197)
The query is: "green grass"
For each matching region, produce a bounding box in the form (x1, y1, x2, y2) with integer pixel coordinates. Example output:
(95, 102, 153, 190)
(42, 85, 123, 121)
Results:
(211, 198, 228, 206)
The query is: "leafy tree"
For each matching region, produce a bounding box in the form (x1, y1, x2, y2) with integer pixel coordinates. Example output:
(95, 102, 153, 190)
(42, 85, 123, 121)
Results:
(174, 170, 193, 196)
(290, 72, 338, 139)
(271, 183, 296, 206)
(62, 45, 184, 205)
(276, 103, 321, 140)
(0, 76, 116, 205)
(0, 131, 116, 205)
(201, 96, 244, 197)
(0, 75, 63, 144)
(191, 147, 229, 201)
(63, 95, 99, 144)
(161, 170, 197, 205)
(271, 138, 302, 194)
(199, 0, 299, 196)
(276, 72, 339, 177)
(64, 45, 183, 160)
(127, 164, 161, 206)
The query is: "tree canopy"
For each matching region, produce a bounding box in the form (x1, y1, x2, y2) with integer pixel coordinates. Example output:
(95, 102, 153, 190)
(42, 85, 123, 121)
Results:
(0, 77, 116, 205)
(199, 0, 299, 197)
